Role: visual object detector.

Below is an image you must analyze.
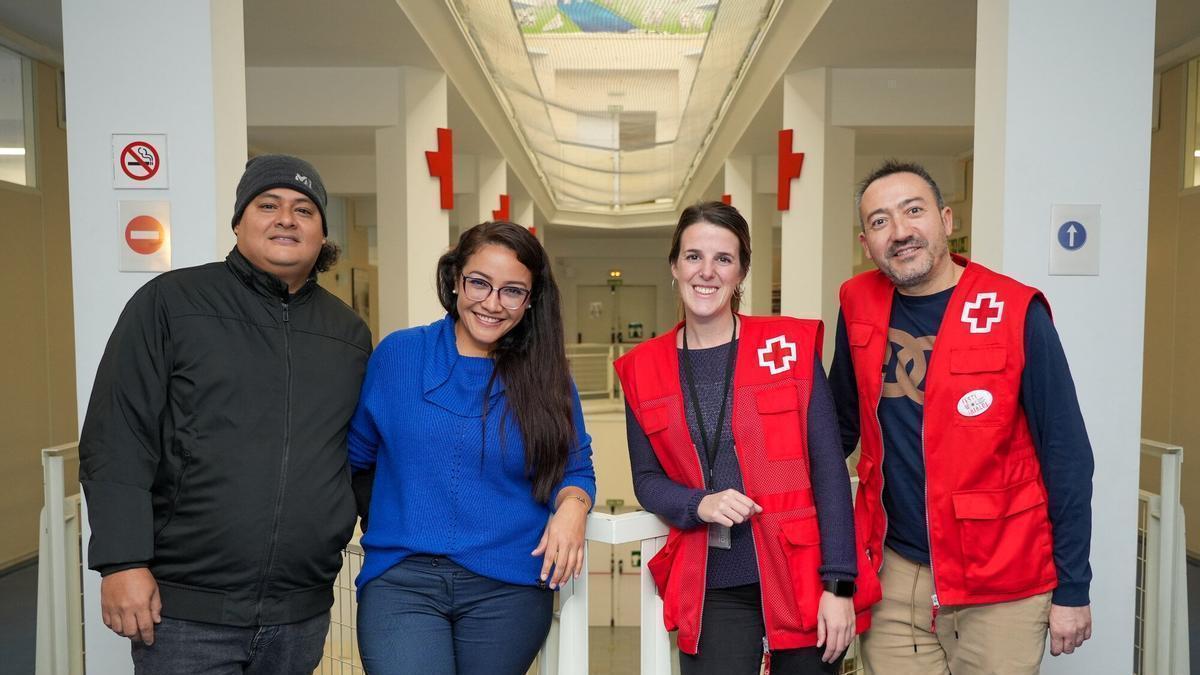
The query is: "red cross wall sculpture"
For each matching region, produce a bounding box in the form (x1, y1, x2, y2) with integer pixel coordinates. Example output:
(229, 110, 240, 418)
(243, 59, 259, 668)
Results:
(777, 129, 805, 211)
(492, 194, 511, 221)
(425, 127, 454, 210)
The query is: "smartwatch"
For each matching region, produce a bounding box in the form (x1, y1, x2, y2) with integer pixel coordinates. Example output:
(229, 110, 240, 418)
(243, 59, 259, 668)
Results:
(823, 579, 856, 598)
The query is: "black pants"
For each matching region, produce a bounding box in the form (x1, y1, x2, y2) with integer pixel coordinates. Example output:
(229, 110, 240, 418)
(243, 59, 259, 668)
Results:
(679, 584, 843, 675)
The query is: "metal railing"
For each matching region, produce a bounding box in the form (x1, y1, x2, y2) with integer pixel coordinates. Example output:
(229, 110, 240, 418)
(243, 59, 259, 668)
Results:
(1135, 440, 1190, 675)
(316, 543, 365, 674)
(318, 508, 865, 675)
(565, 343, 634, 400)
(35, 442, 84, 675)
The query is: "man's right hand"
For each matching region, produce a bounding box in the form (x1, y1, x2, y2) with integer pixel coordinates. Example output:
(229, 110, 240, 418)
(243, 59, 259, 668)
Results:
(697, 489, 762, 527)
(101, 567, 162, 644)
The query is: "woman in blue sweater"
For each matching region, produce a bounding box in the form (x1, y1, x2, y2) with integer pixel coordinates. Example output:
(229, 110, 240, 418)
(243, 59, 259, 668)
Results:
(349, 221, 596, 675)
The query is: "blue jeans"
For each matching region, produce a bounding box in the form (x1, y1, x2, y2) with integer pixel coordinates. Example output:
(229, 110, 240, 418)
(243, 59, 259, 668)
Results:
(130, 612, 329, 675)
(357, 555, 553, 675)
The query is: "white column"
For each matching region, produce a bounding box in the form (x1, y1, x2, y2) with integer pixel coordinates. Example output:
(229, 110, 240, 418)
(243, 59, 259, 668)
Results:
(62, 1, 247, 672)
(779, 68, 855, 358)
(725, 156, 773, 316)
(477, 155, 507, 224)
(375, 66, 449, 334)
(513, 195, 535, 231)
(972, 3, 1154, 672)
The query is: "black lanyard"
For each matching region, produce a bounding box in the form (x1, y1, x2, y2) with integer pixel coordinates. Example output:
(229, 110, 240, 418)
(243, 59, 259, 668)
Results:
(679, 315, 738, 490)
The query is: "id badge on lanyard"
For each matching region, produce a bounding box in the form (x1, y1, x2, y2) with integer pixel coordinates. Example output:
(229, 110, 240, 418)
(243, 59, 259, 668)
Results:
(708, 523, 732, 549)
(680, 317, 738, 551)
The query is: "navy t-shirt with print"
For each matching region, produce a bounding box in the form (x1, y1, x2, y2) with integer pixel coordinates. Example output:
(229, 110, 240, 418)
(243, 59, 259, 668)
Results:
(829, 285, 1095, 607)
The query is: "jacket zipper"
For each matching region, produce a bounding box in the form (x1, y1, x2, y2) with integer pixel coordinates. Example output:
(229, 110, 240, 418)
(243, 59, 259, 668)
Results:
(255, 300, 293, 621)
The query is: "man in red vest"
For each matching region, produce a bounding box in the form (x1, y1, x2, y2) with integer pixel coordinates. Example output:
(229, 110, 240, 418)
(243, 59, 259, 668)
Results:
(829, 160, 1094, 674)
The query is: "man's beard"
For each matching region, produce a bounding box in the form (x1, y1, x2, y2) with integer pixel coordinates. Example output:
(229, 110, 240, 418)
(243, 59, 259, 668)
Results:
(879, 236, 941, 288)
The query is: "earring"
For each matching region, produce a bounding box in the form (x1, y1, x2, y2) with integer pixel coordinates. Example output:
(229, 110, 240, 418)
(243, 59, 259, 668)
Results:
(670, 278, 677, 290)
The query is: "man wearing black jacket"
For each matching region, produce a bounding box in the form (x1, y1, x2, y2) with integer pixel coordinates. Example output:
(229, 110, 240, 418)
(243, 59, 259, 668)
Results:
(80, 155, 372, 674)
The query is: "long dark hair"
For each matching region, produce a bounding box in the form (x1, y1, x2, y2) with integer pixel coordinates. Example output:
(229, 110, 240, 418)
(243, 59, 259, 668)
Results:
(668, 201, 752, 312)
(436, 221, 574, 503)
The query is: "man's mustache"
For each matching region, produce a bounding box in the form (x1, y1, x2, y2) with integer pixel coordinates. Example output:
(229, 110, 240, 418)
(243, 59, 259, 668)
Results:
(888, 237, 928, 257)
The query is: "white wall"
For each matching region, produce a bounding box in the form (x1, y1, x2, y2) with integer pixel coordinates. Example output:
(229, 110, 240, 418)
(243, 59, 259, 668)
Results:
(831, 68, 975, 127)
(973, 2, 1154, 672)
(549, 235, 677, 342)
(62, 1, 247, 671)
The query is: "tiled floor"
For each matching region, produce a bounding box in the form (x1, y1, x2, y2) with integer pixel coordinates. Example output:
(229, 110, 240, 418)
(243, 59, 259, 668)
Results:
(1190, 557, 1199, 675)
(3, 560, 1198, 674)
(0, 560, 37, 675)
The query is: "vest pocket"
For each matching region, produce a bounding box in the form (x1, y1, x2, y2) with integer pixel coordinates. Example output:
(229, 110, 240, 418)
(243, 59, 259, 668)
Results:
(852, 542, 883, 614)
(848, 321, 874, 348)
(647, 531, 683, 631)
(755, 384, 806, 461)
(948, 345, 1009, 427)
(951, 479, 1054, 594)
(778, 516, 823, 630)
(639, 404, 671, 435)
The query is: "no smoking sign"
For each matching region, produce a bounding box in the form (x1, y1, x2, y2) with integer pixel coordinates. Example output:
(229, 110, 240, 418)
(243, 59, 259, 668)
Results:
(112, 134, 168, 188)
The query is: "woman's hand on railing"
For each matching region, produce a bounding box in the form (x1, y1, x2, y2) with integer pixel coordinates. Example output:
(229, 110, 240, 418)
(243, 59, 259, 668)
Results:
(533, 488, 591, 590)
(697, 489, 762, 527)
(816, 591, 854, 663)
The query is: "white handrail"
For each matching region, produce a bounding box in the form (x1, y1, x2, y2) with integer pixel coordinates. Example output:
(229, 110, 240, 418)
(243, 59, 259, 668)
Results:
(37, 442, 82, 675)
(539, 510, 671, 675)
(1139, 439, 1185, 675)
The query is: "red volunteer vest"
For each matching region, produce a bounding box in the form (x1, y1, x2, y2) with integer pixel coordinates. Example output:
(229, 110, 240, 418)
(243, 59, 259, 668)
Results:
(840, 257, 1058, 607)
(614, 315, 881, 655)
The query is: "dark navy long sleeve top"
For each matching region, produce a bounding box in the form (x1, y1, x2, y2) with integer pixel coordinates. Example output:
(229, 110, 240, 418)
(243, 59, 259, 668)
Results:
(625, 342, 857, 588)
(829, 290, 1094, 606)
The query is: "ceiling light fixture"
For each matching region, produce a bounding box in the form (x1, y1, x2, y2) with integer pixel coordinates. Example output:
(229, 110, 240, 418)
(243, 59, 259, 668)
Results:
(0, 147, 27, 156)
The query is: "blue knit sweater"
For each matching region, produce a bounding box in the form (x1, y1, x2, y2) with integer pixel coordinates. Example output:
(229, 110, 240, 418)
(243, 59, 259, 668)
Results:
(348, 316, 597, 591)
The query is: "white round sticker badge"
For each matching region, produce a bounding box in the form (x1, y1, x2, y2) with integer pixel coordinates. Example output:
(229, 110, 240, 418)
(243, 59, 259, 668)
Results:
(957, 390, 993, 417)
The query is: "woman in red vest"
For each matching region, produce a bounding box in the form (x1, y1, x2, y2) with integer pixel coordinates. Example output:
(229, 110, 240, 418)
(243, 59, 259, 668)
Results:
(614, 202, 879, 674)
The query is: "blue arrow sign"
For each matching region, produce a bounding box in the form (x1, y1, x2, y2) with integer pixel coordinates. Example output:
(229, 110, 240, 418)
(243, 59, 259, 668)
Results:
(1057, 220, 1087, 251)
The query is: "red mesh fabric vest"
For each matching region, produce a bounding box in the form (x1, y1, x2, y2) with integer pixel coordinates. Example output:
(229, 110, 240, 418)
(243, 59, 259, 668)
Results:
(614, 315, 879, 655)
(840, 257, 1058, 607)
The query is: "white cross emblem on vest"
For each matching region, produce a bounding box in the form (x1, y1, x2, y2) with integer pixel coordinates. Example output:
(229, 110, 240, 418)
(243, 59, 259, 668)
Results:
(961, 292, 1004, 334)
(757, 335, 797, 375)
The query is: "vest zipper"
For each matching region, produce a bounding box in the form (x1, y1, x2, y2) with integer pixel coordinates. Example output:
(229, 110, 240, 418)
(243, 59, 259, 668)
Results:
(691, 443, 709, 655)
(254, 300, 293, 622)
(920, 378, 940, 631)
(873, 362, 889, 573)
(732, 440, 771, 654)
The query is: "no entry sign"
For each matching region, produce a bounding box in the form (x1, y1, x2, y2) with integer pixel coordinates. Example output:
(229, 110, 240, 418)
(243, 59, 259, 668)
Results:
(112, 134, 168, 189)
(125, 215, 165, 254)
(118, 201, 171, 272)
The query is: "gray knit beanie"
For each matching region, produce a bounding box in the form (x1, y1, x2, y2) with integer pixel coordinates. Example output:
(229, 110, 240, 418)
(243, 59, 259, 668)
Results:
(231, 154, 328, 234)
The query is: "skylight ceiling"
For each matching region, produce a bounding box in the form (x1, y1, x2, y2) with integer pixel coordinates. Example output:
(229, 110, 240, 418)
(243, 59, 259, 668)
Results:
(449, 0, 777, 214)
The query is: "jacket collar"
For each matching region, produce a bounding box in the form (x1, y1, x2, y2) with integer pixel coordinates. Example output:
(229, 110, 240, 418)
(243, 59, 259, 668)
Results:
(422, 315, 506, 418)
(225, 246, 316, 303)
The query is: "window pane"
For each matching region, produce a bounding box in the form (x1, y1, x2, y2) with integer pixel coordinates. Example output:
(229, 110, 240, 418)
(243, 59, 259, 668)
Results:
(0, 45, 35, 187)
(1187, 57, 1200, 189)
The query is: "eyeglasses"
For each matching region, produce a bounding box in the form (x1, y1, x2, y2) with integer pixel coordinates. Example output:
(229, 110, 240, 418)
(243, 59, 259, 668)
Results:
(460, 275, 531, 310)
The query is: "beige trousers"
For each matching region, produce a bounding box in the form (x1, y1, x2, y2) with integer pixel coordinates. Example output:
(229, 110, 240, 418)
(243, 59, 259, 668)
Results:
(861, 547, 1051, 675)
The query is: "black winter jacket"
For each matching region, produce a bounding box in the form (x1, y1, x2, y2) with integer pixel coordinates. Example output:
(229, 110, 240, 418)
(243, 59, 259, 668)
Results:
(80, 247, 371, 626)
